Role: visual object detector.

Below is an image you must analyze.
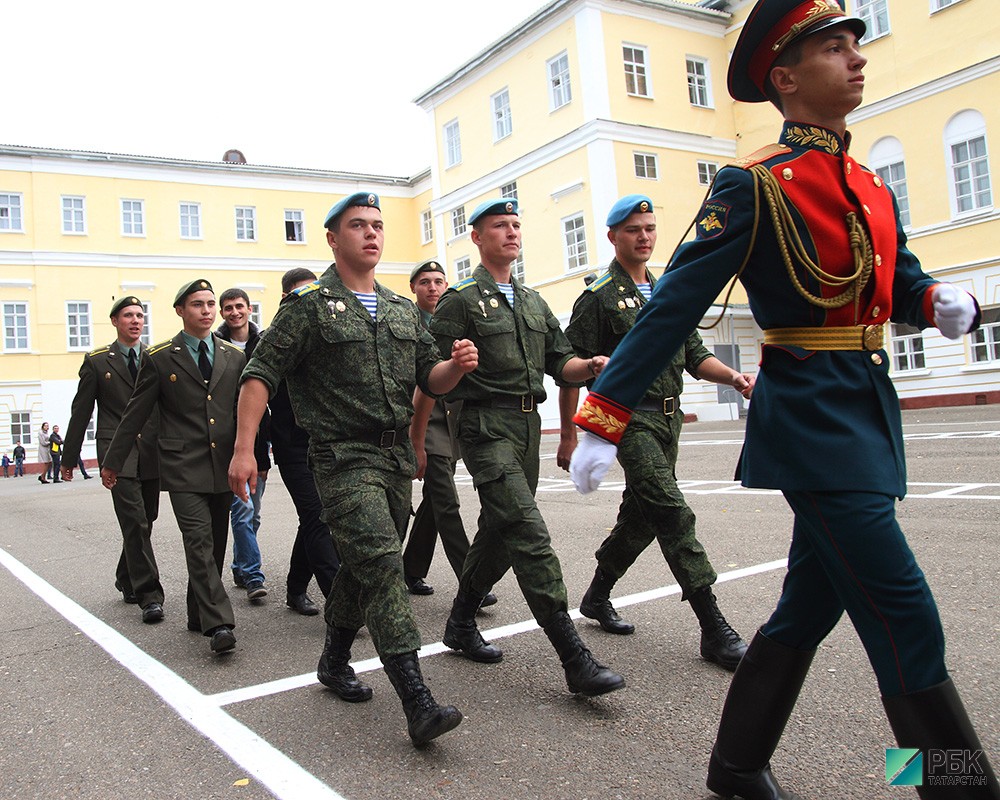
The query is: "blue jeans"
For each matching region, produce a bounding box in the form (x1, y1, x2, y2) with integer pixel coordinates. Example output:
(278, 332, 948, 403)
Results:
(230, 476, 266, 586)
(14, 458, 24, 476)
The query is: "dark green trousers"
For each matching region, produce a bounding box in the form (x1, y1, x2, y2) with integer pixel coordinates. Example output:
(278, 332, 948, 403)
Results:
(112, 476, 163, 607)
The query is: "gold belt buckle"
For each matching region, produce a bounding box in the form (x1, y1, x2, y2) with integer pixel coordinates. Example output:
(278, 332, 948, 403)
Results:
(521, 396, 534, 413)
(862, 324, 884, 351)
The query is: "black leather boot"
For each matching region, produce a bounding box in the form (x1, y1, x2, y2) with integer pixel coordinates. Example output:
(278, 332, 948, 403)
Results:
(317, 626, 373, 702)
(542, 611, 625, 697)
(383, 651, 462, 746)
(580, 566, 635, 635)
(443, 591, 503, 662)
(883, 679, 1000, 799)
(706, 630, 814, 800)
(690, 586, 749, 672)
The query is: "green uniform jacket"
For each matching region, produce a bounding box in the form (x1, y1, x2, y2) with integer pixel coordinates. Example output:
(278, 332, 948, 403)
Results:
(104, 331, 244, 493)
(566, 259, 713, 401)
(62, 341, 160, 479)
(430, 264, 577, 402)
(242, 264, 442, 463)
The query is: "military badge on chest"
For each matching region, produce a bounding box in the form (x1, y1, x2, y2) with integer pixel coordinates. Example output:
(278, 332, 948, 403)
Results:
(327, 300, 346, 319)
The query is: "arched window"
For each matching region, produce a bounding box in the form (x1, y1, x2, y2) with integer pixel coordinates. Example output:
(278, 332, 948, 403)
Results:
(869, 136, 910, 228)
(944, 110, 993, 216)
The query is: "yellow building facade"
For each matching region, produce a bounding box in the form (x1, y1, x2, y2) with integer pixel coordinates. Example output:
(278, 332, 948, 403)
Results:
(2, 0, 998, 460)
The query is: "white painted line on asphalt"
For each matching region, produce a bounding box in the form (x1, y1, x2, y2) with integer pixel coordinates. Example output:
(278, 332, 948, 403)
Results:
(0, 546, 346, 800)
(207, 558, 789, 709)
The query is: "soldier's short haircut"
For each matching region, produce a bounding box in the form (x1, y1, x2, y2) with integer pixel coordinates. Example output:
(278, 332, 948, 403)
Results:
(764, 38, 806, 112)
(219, 287, 250, 307)
(281, 268, 318, 293)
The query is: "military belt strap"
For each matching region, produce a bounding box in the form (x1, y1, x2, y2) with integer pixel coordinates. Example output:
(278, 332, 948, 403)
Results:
(350, 425, 410, 449)
(465, 395, 539, 413)
(634, 396, 677, 416)
(763, 324, 884, 352)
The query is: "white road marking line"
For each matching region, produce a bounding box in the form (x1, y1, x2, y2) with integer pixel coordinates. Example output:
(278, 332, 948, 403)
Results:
(208, 559, 789, 709)
(0, 546, 346, 800)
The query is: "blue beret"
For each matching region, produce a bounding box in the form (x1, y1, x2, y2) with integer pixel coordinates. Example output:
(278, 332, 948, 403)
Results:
(728, 0, 865, 103)
(468, 198, 518, 226)
(324, 191, 381, 229)
(173, 279, 213, 307)
(606, 194, 654, 227)
(110, 295, 143, 317)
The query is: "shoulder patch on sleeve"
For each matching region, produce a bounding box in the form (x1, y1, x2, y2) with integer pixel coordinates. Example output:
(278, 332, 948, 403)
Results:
(148, 340, 173, 355)
(87, 345, 111, 357)
(290, 282, 320, 297)
(452, 277, 476, 292)
(585, 273, 613, 293)
(731, 143, 792, 170)
(696, 200, 731, 240)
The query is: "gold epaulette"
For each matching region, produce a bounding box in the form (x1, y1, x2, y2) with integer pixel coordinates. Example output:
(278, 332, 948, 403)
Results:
(218, 339, 245, 352)
(731, 144, 792, 170)
(148, 339, 174, 355)
(87, 345, 111, 357)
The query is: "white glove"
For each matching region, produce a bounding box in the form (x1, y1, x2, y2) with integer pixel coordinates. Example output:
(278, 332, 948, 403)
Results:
(569, 431, 618, 494)
(933, 283, 976, 340)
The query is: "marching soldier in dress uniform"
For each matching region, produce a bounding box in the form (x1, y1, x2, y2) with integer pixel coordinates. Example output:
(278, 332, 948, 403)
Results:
(569, 2, 998, 798)
(229, 192, 477, 747)
(430, 198, 625, 698)
(559, 195, 752, 671)
(103, 280, 243, 655)
(62, 296, 164, 624)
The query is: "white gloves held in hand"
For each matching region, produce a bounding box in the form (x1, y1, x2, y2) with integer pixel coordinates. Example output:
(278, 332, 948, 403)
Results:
(569, 431, 618, 494)
(933, 283, 976, 340)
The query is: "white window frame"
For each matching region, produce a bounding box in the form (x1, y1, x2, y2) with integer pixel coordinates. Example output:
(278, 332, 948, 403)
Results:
(85, 415, 97, 442)
(0, 192, 24, 232)
(11, 411, 32, 445)
(120, 199, 145, 237)
(500, 181, 518, 200)
(250, 302, 263, 329)
(856, 0, 891, 41)
(870, 136, 911, 229)
(697, 161, 719, 186)
(66, 301, 93, 351)
(180, 202, 201, 239)
(547, 51, 572, 111)
(140, 302, 153, 346)
(633, 152, 658, 180)
(3, 301, 30, 352)
(420, 209, 433, 244)
(930, 0, 960, 9)
(945, 111, 993, 217)
(61, 195, 86, 235)
(285, 209, 306, 243)
(455, 255, 472, 281)
(235, 206, 257, 241)
(511, 249, 525, 283)
(444, 119, 462, 169)
(562, 213, 589, 272)
(623, 44, 651, 98)
(491, 87, 513, 142)
(686, 56, 713, 108)
(451, 206, 467, 238)
(890, 323, 925, 373)
(971, 307, 1000, 365)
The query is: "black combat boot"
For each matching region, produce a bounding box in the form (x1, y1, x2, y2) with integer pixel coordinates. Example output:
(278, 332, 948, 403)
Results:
(580, 566, 635, 635)
(382, 651, 463, 746)
(689, 586, 748, 672)
(706, 630, 814, 800)
(317, 626, 373, 702)
(542, 611, 626, 697)
(883, 679, 1000, 799)
(443, 591, 504, 662)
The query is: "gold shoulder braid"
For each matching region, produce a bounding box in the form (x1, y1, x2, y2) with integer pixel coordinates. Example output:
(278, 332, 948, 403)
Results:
(749, 163, 872, 322)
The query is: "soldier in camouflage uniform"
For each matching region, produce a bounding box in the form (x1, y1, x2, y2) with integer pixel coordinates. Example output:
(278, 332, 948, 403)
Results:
(229, 192, 478, 747)
(429, 198, 625, 698)
(559, 195, 753, 672)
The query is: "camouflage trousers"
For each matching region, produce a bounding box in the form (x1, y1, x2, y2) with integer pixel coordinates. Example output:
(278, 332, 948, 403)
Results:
(457, 406, 568, 624)
(309, 447, 421, 657)
(595, 410, 717, 600)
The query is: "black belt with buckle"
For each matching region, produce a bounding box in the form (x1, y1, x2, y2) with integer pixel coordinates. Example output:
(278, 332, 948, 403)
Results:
(353, 425, 410, 449)
(465, 395, 539, 413)
(634, 396, 677, 416)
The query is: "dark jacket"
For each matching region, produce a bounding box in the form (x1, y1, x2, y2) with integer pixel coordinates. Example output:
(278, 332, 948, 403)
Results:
(216, 320, 271, 472)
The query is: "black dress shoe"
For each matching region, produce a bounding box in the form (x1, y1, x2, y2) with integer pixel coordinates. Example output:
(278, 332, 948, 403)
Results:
(208, 626, 236, 653)
(141, 602, 164, 624)
(286, 592, 320, 616)
(406, 576, 434, 595)
(479, 592, 498, 608)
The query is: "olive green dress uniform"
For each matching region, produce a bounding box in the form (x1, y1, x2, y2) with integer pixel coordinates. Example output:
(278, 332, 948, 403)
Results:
(62, 340, 163, 607)
(242, 264, 444, 657)
(430, 264, 577, 624)
(566, 259, 717, 598)
(104, 331, 244, 635)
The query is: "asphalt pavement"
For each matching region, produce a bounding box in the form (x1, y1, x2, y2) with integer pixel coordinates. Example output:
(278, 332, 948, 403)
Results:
(1, 405, 997, 800)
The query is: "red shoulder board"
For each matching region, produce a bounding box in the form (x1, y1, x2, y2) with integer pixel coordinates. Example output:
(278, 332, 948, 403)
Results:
(731, 144, 792, 170)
